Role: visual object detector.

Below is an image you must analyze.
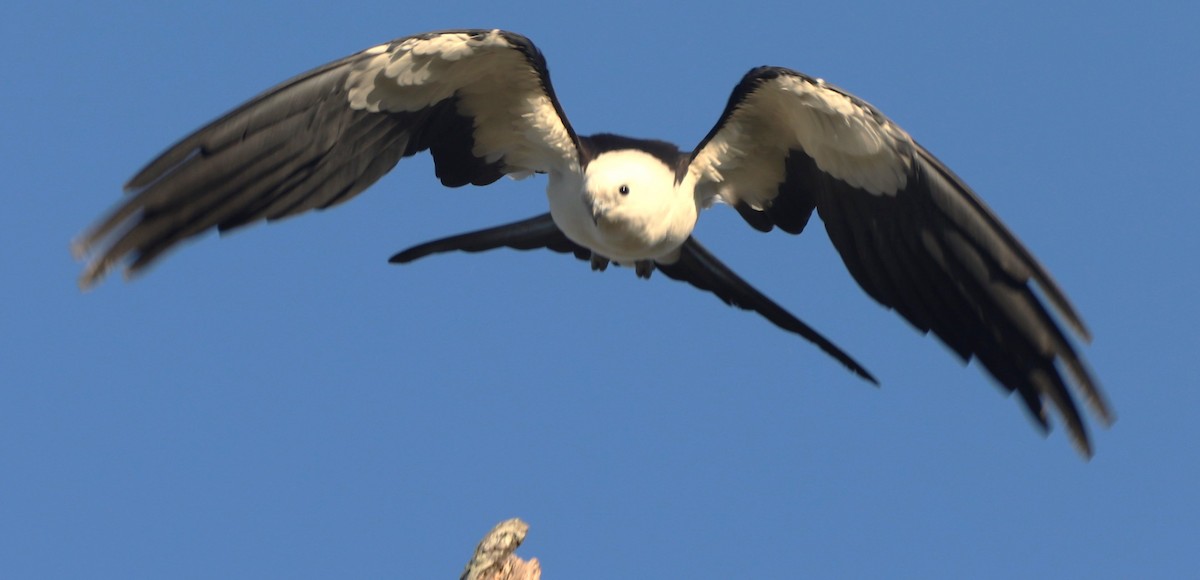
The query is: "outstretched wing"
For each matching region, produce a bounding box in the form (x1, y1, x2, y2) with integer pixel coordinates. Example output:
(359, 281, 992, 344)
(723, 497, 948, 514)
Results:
(73, 29, 580, 288)
(689, 66, 1112, 456)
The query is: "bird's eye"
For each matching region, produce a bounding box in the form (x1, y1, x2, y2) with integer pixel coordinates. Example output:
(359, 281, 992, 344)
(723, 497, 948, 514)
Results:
(618, 185, 630, 195)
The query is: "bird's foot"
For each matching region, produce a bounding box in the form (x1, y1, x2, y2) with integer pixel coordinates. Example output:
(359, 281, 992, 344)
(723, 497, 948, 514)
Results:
(635, 260, 655, 279)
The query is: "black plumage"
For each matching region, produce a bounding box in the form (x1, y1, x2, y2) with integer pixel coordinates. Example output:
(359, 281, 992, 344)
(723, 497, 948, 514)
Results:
(74, 30, 1111, 456)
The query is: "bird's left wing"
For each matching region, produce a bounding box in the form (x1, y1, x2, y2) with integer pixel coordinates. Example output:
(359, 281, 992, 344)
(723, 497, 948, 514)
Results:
(73, 29, 580, 287)
(688, 67, 1112, 455)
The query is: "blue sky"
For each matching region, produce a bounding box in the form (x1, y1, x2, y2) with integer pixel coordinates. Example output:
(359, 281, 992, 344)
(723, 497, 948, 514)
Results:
(3, 0, 1197, 577)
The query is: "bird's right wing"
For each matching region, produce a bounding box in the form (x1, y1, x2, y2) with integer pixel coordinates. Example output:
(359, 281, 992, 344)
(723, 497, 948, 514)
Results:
(74, 29, 581, 288)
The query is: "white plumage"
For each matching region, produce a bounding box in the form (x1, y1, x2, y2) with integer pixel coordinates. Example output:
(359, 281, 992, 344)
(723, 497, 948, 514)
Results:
(73, 29, 1112, 456)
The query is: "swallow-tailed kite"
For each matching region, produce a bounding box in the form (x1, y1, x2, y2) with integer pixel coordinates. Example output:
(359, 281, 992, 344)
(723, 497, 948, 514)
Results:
(73, 29, 1112, 455)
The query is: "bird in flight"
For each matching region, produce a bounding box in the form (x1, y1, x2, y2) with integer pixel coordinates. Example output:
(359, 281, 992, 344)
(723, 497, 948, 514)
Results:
(73, 29, 1112, 456)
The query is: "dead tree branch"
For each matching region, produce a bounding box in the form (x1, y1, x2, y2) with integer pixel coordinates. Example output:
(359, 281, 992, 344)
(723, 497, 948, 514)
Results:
(461, 518, 540, 580)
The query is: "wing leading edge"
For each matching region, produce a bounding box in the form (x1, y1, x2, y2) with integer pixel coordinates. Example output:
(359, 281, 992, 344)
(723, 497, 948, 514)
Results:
(73, 29, 580, 288)
(690, 66, 1111, 455)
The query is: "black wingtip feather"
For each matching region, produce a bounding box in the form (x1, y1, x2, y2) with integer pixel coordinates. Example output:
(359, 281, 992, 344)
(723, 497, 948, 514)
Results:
(735, 135, 1108, 455)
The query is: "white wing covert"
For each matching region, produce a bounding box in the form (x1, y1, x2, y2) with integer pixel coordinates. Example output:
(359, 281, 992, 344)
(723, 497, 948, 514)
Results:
(690, 67, 1112, 455)
(74, 29, 579, 288)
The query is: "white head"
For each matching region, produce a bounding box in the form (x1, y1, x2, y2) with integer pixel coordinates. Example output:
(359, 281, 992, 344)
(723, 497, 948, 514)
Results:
(582, 149, 680, 240)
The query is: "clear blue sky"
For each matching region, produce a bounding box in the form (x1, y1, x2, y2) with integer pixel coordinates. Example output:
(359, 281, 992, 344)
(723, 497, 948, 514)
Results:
(3, 1, 1196, 577)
